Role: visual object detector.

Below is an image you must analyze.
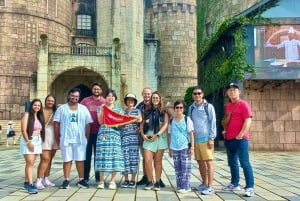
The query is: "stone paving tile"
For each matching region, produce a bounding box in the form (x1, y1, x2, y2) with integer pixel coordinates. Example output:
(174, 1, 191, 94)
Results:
(1, 147, 300, 200)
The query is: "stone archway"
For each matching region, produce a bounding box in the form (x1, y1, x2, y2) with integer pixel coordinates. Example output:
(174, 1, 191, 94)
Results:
(50, 67, 108, 104)
(75, 84, 92, 102)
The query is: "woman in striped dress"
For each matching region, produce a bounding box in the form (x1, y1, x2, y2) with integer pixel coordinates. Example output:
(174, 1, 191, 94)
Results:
(120, 93, 142, 188)
(95, 89, 125, 190)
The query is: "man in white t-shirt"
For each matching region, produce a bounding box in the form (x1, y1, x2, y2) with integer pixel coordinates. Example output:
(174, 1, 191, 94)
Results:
(54, 88, 93, 189)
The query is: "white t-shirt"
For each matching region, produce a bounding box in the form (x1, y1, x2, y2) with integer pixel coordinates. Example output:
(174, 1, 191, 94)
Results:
(53, 103, 93, 146)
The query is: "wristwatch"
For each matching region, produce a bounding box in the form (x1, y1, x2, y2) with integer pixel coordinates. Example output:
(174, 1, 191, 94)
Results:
(209, 137, 215, 141)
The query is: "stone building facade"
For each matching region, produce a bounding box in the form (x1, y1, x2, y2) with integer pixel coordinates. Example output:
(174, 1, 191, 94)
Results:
(0, 0, 72, 119)
(0, 0, 198, 119)
(200, 0, 300, 151)
(1, 0, 299, 151)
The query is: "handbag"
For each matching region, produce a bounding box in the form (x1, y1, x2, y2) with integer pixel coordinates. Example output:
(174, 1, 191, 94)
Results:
(7, 130, 16, 137)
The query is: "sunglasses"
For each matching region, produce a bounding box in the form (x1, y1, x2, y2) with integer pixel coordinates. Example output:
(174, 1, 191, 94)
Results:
(193, 92, 202, 95)
(175, 106, 184, 109)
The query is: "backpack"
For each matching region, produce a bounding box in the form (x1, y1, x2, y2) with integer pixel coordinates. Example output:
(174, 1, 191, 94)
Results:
(189, 102, 209, 120)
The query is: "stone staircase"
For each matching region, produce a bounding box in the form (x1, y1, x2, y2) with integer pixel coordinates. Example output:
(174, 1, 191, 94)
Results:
(0, 120, 22, 146)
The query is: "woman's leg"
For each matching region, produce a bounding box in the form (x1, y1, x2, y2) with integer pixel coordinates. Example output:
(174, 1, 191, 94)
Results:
(144, 149, 154, 183)
(24, 154, 37, 185)
(131, 172, 137, 182)
(99, 172, 105, 182)
(110, 172, 117, 183)
(172, 149, 182, 189)
(153, 149, 164, 183)
(37, 150, 52, 178)
(45, 150, 56, 177)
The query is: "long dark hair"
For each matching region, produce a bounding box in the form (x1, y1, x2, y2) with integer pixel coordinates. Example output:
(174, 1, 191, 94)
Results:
(27, 99, 45, 141)
(45, 94, 57, 113)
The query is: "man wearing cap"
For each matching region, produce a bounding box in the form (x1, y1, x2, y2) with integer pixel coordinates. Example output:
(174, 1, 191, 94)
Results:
(222, 83, 254, 197)
(80, 82, 106, 184)
(266, 26, 300, 62)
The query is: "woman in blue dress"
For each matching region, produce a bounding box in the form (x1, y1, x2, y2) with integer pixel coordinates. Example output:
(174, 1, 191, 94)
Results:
(120, 93, 142, 188)
(95, 89, 125, 190)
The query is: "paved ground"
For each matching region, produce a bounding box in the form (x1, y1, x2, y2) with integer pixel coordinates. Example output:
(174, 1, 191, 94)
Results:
(0, 145, 300, 201)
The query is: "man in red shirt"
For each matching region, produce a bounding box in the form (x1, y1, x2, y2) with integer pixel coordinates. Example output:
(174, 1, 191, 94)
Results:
(222, 83, 254, 197)
(81, 82, 106, 184)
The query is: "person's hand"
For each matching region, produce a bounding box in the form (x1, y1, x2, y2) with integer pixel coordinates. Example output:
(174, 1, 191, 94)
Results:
(265, 42, 272, 47)
(235, 135, 243, 140)
(134, 116, 142, 122)
(207, 139, 214, 149)
(151, 134, 158, 141)
(188, 147, 194, 155)
(27, 142, 34, 152)
(142, 134, 148, 141)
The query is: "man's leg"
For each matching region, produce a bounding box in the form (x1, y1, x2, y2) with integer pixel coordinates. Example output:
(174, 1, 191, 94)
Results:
(91, 134, 100, 182)
(63, 162, 72, 179)
(225, 139, 240, 187)
(137, 145, 147, 185)
(76, 161, 85, 179)
(206, 160, 214, 186)
(75, 143, 89, 188)
(238, 139, 254, 189)
(197, 160, 207, 184)
(84, 135, 93, 182)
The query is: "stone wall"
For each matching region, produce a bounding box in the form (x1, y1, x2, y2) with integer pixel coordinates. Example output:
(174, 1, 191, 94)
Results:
(244, 80, 300, 151)
(0, 0, 72, 119)
(150, 1, 198, 101)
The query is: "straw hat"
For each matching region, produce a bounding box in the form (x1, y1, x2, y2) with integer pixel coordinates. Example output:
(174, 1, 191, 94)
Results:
(124, 93, 138, 106)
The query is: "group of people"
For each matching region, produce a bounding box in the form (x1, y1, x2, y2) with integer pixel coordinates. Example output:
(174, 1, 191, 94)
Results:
(19, 82, 255, 197)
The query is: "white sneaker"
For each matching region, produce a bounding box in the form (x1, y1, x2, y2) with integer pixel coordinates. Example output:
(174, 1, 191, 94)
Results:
(193, 183, 207, 191)
(43, 178, 55, 187)
(97, 181, 105, 189)
(222, 183, 241, 191)
(201, 186, 215, 195)
(244, 188, 254, 197)
(178, 188, 191, 194)
(108, 182, 116, 190)
(36, 181, 45, 190)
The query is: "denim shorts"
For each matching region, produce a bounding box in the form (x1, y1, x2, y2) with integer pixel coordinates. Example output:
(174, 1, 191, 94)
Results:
(20, 135, 42, 155)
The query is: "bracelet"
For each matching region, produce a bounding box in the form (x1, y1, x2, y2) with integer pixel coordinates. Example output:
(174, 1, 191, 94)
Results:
(26, 141, 30, 144)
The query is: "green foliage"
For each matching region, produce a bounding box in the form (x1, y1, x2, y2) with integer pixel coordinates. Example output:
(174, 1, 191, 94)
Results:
(40, 33, 48, 40)
(183, 86, 194, 114)
(113, 38, 120, 44)
(194, 0, 280, 96)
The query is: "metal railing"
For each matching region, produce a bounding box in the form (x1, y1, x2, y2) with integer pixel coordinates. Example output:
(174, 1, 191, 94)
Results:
(49, 46, 112, 56)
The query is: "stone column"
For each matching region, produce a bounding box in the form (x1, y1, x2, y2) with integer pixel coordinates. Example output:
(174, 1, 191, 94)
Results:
(36, 35, 49, 102)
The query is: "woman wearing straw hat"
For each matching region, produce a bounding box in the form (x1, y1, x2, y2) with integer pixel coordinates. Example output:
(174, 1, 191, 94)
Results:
(120, 93, 142, 188)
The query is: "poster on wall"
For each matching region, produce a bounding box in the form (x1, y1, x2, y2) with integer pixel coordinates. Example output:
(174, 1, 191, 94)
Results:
(254, 25, 300, 68)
